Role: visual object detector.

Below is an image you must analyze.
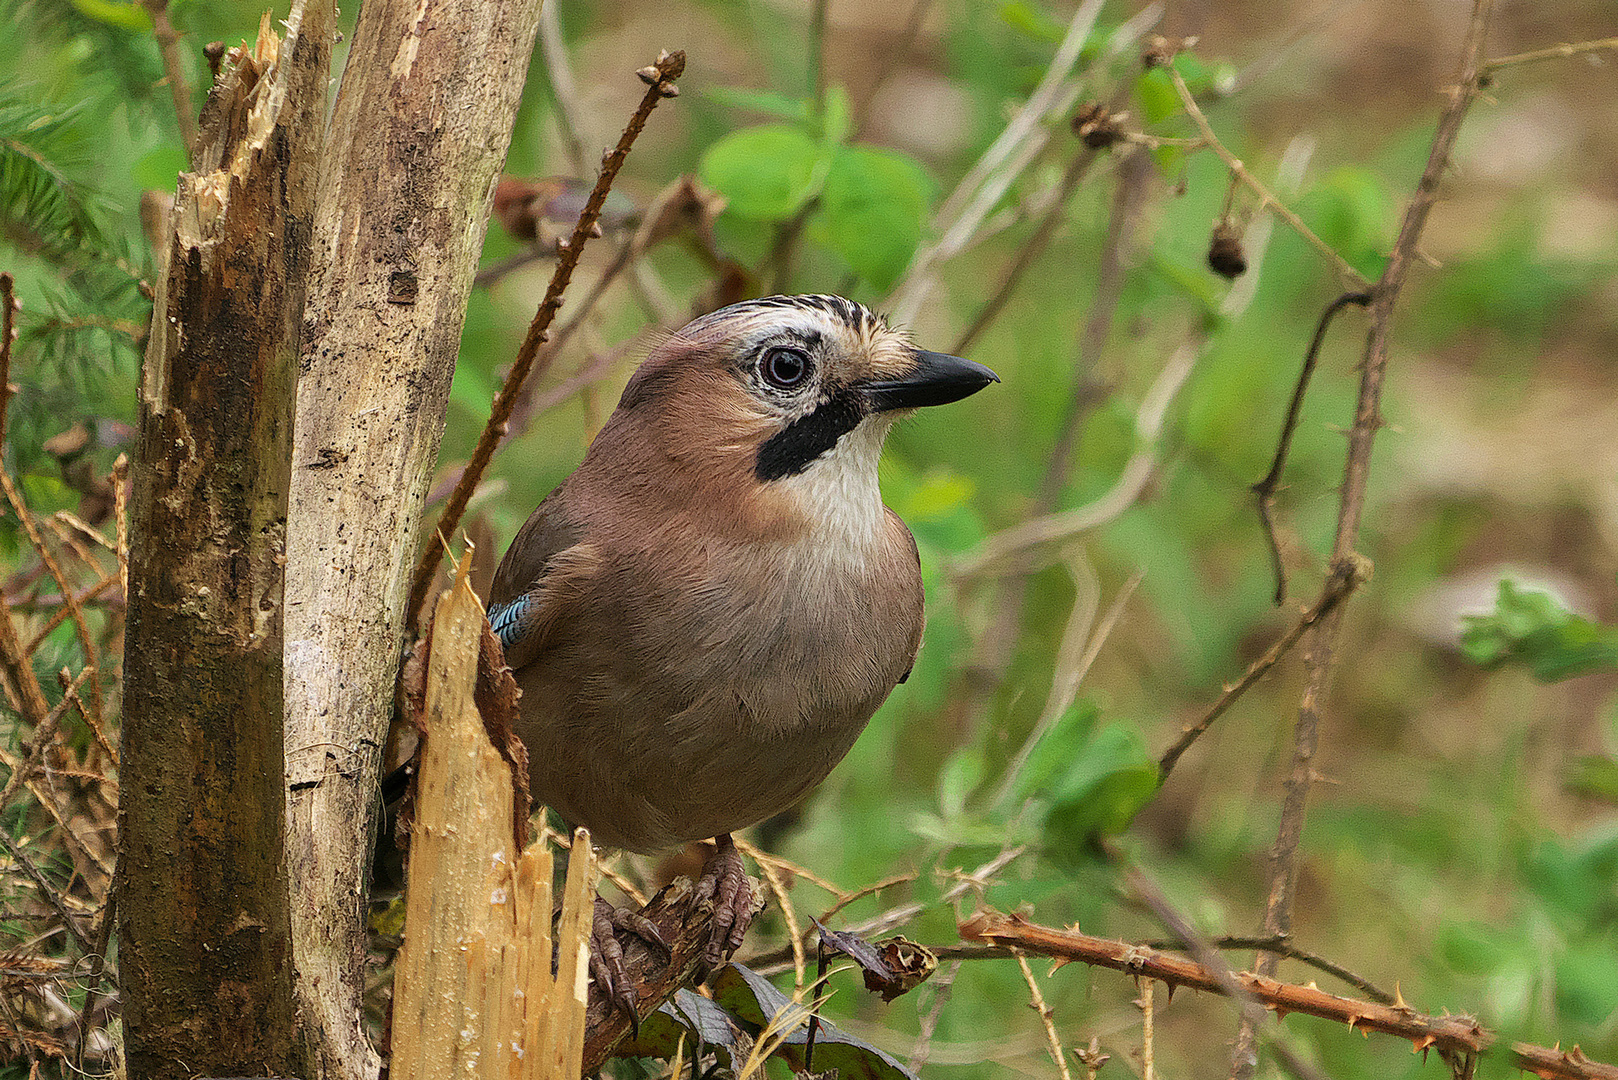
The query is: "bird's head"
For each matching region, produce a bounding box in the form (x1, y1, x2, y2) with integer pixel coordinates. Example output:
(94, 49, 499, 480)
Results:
(592, 294, 998, 547)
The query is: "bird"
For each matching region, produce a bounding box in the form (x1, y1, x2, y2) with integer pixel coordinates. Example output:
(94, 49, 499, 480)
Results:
(484, 293, 997, 1005)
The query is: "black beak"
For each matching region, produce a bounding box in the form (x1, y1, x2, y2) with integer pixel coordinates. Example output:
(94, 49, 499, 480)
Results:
(861, 349, 1000, 412)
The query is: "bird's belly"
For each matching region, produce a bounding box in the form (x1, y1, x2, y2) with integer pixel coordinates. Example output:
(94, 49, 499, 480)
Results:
(514, 599, 912, 854)
(517, 664, 879, 852)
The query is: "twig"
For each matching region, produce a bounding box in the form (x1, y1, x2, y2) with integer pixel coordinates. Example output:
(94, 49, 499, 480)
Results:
(1036, 148, 1153, 505)
(0, 272, 16, 453)
(1235, 4, 1496, 1077)
(807, 0, 829, 117)
(1252, 292, 1373, 604)
(1, 471, 106, 726)
(953, 329, 1202, 578)
(947, 138, 1108, 357)
(733, 836, 808, 993)
(536, 1, 590, 178)
(1157, 554, 1367, 782)
(111, 455, 129, 604)
(936, 935, 1392, 1002)
(1116, 851, 1334, 1080)
(1484, 37, 1618, 72)
(0, 582, 51, 731)
(966, 911, 1386, 1080)
(990, 570, 1141, 807)
(893, 0, 1113, 326)
(22, 568, 120, 657)
(906, 957, 959, 1074)
(1136, 976, 1154, 1080)
(1015, 949, 1074, 1080)
(405, 50, 685, 629)
(64, 656, 121, 774)
(0, 830, 93, 954)
(139, 0, 197, 153)
(0, 667, 91, 813)
(1164, 65, 1367, 290)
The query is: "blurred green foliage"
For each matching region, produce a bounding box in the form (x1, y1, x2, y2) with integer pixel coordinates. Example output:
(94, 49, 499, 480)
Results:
(3, 0, 1618, 1077)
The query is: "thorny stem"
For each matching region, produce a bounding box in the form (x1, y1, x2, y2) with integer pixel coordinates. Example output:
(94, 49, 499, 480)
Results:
(1253, 292, 1372, 605)
(406, 50, 686, 629)
(1165, 66, 1367, 290)
(1233, 3, 1496, 1078)
(961, 909, 1618, 1080)
(1157, 554, 1367, 782)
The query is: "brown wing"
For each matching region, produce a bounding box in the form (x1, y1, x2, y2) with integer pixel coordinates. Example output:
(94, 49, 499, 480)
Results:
(487, 493, 595, 671)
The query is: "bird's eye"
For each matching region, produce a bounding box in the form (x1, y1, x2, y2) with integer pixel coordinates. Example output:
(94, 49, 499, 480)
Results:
(760, 346, 812, 391)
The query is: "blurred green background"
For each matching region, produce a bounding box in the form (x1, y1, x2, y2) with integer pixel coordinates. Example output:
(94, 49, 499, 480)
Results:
(3, 0, 1617, 1076)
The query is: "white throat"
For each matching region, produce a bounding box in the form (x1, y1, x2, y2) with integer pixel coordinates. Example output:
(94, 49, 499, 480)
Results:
(774, 417, 892, 569)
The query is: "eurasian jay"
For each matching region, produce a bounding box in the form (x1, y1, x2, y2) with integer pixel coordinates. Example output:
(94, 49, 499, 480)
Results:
(485, 293, 996, 1002)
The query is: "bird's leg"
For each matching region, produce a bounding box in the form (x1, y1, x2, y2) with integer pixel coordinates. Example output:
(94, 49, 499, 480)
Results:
(590, 895, 670, 1023)
(691, 833, 754, 971)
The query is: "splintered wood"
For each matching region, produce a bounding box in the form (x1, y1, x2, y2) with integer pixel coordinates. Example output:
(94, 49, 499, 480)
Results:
(392, 562, 592, 1080)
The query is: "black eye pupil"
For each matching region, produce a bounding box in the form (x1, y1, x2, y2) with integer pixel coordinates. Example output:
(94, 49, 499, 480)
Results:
(762, 347, 810, 389)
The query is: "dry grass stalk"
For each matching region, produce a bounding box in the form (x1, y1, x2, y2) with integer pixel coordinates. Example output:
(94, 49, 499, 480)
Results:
(391, 559, 593, 1080)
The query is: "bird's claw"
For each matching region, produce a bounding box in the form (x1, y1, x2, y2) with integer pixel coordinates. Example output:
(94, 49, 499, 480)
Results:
(691, 835, 754, 974)
(590, 895, 671, 1031)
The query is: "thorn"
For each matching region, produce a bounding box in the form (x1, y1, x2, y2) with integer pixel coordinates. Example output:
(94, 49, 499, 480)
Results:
(1393, 982, 1409, 1010)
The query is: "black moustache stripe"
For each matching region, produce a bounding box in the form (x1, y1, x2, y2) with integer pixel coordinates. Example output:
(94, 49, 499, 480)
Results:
(755, 392, 867, 482)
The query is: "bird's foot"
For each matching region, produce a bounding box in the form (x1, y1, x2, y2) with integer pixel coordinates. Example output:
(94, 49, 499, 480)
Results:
(691, 834, 754, 973)
(590, 894, 670, 1025)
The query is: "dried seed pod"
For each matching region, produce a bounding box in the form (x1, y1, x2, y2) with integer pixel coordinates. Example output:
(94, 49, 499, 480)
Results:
(1207, 221, 1248, 279)
(1072, 101, 1126, 149)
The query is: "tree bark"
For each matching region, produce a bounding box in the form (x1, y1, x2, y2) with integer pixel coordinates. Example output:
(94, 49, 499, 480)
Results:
(283, 2, 544, 1077)
(119, 3, 330, 1078)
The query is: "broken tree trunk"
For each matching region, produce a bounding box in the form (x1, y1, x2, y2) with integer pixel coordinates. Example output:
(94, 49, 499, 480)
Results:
(283, 1, 544, 1077)
(390, 559, 594, 1080)
(119, 4, 331, 1078)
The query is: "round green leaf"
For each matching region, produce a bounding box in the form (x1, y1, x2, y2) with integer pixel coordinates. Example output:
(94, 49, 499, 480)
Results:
(815, 146, 932, 292)
(698, 124, 825, 221)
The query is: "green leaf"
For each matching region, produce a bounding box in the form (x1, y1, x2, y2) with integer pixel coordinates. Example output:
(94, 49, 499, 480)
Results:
(1568, 755, 1618, 805)
(818, 84, 853, 146)
(699, 124, 826, 221)
(814, 146, 932, 292)
(1135, 67, 1180, 124)
(68, 0, 152, 29)
(617, 989, 747, 1064)
(1460, 580, 1618, 682)
(1299, 165, 1394, 279)
(997, 0, 1066, 43)
(703, 86, 814, 125)
(1023, 719, 1161, 853)
(1554, 945, 1618, 1025)
(937, 746, 986, 818)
